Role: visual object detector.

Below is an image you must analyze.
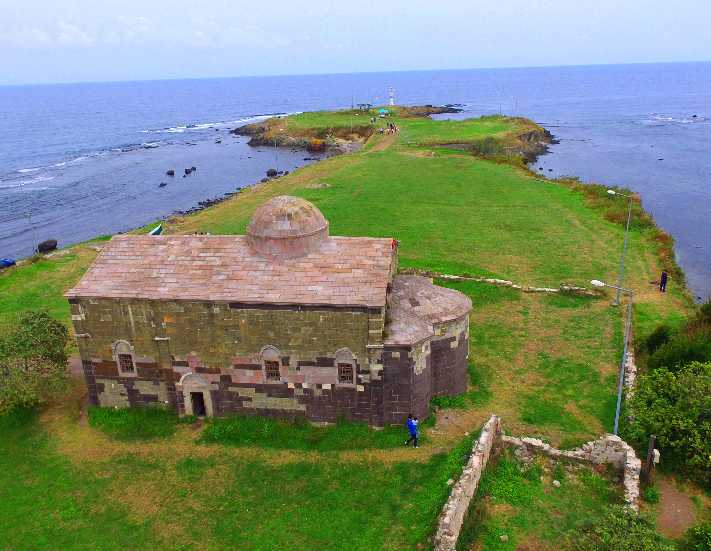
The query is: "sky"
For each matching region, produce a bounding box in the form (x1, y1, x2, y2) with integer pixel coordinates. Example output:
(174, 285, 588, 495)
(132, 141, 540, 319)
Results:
(2, 0, 710, 85)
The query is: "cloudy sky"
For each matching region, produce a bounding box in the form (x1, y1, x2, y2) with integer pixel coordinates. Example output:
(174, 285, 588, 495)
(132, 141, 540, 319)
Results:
(2, 0, 710, 85)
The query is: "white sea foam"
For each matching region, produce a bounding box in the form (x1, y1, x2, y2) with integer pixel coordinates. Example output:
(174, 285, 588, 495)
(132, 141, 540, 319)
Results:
(644, 113, 707, 125)
(17, 167, 42, 174)
(139, 112, 295, 134)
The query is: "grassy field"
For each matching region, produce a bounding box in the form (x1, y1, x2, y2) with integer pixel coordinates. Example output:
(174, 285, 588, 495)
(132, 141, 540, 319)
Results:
(459, 450, 622, 550)
(0, 108, 695, 549)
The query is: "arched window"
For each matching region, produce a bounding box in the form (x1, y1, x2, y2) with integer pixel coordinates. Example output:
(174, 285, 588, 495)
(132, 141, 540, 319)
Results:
(261, 345, 282, 382)
(113, 340, 135, 374)
(335, 348, 355, 384)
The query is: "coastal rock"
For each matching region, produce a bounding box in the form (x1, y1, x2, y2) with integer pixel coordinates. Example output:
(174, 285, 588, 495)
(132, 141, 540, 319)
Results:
(37, 239, 58, 253)
(166, 169, 175, 177)
(266, 168, 278, 178)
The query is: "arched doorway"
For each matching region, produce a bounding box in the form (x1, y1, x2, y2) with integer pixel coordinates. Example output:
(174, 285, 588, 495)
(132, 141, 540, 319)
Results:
(179, 373, 214, 417)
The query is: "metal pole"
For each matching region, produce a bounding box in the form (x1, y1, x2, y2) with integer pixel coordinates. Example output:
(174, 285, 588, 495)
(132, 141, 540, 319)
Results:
(274, 135, 278, 173)
(613, 300, 633, 435)
(615, 197, 633, 305)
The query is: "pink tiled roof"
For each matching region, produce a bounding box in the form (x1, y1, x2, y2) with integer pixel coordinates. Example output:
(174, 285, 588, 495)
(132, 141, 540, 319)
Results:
(384, 275, 472, 346)
(65, 234, 395, 308)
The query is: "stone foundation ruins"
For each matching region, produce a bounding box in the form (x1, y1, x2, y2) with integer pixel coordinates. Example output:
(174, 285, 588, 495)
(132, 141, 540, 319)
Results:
(433, 416, 642, 551)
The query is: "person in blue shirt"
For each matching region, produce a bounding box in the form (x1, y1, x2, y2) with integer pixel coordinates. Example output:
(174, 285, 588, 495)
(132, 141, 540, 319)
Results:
(404, 414, 419, 448)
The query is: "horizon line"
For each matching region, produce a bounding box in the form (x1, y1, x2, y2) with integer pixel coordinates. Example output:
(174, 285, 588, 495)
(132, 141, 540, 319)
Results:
(2, 59, 710, 88)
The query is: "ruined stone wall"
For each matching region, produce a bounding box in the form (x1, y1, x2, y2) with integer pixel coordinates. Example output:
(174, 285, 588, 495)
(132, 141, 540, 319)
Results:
(431, 315, 469, 397)
(434, 415, 501, 551)
(501, 434, 642, 511)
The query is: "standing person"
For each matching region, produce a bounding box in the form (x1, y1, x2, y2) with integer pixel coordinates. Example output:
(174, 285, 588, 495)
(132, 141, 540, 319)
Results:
(660, 270, 668, 292)
(404, 414, 419, 448)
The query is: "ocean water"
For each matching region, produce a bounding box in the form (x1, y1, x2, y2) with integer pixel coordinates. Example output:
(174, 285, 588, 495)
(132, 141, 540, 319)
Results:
(1, 63, 709, 300)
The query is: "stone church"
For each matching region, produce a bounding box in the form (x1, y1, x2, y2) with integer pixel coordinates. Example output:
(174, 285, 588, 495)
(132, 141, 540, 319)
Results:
(66, 196, 472, 426)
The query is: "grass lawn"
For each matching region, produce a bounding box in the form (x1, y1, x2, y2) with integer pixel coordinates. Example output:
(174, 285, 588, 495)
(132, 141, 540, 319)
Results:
(0, 109, 695, 548)
(0, 404, 472, 550)
(459, 450, 622, 550)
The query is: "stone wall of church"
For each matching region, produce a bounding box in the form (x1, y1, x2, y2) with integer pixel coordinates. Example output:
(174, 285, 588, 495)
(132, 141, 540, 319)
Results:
(431, 314, 470, 397)
(71, 297, 467, 426)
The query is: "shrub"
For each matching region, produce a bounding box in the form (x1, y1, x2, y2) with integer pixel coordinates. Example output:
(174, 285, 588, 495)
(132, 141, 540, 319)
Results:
(681, 521, 711, 551)
(644, 324, 673, 355)
(88, 406, 179, 440)
(647, 333, 711, 372)
(699, 300, 711, 324)
(0, 311, 69, 414)
(470, 136, 505, 157)
(642, 484, 660, 504)
(569, 505, 675, 551)
(624, 361, 711, 485)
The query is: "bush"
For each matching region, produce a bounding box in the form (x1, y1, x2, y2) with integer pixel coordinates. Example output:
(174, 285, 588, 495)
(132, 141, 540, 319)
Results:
(470, 136, 505, 157)
(681, 522, 711, 551)
(88, 406, 179, 440)
(647, 333, 711, 372)
(642, 484, 660, 504)
(569, 505, 675, 550)
(644, 324, 673, 355)
(0, 311, 69, 414)
(624, 361, 711, 485)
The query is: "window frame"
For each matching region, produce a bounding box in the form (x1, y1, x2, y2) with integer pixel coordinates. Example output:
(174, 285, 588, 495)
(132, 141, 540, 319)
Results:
(264, 360, 281, 381)
(334, 348, 357, 387)
(337, 362, 354, 384)
(113, 340, 136, 376)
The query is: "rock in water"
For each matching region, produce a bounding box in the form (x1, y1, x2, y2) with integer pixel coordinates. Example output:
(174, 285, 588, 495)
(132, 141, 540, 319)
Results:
(166, 169, 175, 177)
(266, 168, 278, 178)
(37, 239, 57, 253)
(159, 182, 167, 188)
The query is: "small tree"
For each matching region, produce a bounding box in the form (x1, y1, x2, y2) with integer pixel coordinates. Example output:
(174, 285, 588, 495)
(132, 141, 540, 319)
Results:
(624, 361, 711, 485)
(0, 311, 69, 414)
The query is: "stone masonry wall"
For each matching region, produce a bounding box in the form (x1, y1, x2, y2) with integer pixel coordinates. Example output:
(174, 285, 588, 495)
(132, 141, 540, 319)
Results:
(431, 315, 469, 397)
(71, 297, 443, 426)
(434, 415, 501, 551)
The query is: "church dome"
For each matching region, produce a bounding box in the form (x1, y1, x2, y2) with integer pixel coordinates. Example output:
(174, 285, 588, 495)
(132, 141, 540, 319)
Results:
(246, 196, 329, 258)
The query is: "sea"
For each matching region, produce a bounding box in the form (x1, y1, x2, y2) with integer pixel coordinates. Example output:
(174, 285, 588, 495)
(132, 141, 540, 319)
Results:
(1, 63, 709, 301)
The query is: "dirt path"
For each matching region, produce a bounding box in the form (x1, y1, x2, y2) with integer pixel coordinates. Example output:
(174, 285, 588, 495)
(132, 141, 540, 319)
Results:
(656, 476, 697, 538)
(366, 132, 396, 152)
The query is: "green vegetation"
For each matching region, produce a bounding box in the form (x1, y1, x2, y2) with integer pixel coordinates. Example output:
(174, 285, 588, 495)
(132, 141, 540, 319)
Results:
(571, 506, 676, 551)
(624, 361, 710, 486)
(0, 107, 697, 548)
(681, 522, 711, 551)
(0, 407, 475, 550)
(643, 484, 661, 504)
(0, 248, 97, 327)
(626, 304, 711, 487)
(88, 406, 186, 441)
(458, 451, 621, 550)
(200, 415, 412, 450)
(0, 311, 69, 414)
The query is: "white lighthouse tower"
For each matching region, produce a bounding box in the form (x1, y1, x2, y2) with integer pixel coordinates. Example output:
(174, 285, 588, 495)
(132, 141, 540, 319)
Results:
(388, 87, 395, 106)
